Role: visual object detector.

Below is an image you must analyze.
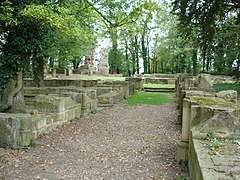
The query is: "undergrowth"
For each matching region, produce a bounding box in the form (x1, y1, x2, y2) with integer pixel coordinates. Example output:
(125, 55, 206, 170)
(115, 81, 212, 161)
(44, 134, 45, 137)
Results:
(213, 83, 240, 97)
(125, 92, 172, 106)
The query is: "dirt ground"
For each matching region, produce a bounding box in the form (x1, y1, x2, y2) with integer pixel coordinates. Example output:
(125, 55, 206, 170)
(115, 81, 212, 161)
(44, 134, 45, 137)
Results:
(0, 103, 189, 180)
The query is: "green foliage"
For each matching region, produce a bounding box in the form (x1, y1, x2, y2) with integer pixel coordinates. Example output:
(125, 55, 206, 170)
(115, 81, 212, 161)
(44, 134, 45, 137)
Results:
(172, 0, 240, 76)
(0, 0, 98, 101)
(125, 92, 172, 106)
(213, 83, 240, 97)
(205, 133, 221, 151)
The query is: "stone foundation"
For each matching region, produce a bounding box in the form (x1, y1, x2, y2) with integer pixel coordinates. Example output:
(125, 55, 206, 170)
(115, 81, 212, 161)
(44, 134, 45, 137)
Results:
(176, 73, 240, 180)
(0, 94, 82, 148)
(1, 78, 139, 148)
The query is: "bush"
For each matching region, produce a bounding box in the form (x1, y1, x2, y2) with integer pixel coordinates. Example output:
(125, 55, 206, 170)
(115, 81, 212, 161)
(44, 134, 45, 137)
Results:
(213, 83, 240, 97)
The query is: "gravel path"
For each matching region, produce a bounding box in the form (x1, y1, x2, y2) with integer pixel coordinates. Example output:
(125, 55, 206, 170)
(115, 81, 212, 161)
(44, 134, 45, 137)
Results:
(0, 103, 188, 180)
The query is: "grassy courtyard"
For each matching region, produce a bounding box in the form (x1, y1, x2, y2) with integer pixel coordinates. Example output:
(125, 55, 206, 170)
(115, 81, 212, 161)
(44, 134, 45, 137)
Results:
(126, 92, 172, 106)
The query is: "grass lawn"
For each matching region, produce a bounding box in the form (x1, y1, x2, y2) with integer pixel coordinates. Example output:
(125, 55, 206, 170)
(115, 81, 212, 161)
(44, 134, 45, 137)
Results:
(143, 83, 175, 88)
(125, 92, 172, 106)
(213, 83, 240, 97)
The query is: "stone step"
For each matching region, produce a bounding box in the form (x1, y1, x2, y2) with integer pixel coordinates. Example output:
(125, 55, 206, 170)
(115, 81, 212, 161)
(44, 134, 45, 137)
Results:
(144, 87, 175, 92)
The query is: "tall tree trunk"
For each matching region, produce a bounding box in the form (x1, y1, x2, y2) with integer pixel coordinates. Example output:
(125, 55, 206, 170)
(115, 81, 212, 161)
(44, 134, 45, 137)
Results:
(33, 56, 45, 87)
(202, 46, 206, 72)
(206, 48, 212, 72)
(1, 71, 24, 112)
(192, 48, 198, 75)
(49, 57, 54, 68)
(141, 34, 148, 74)
(125, 39, 131, 76)
(110, 27, 118, 74)
(147, 43, 150, 73)
(135, 36, 140, 74)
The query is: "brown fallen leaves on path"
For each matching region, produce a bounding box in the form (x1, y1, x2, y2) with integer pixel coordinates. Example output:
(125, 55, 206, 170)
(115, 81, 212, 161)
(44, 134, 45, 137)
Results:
(0, 103, 189, 180)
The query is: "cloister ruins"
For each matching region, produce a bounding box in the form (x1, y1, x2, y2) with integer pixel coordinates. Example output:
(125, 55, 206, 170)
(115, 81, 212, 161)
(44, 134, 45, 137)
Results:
(0, 71, 239, 179)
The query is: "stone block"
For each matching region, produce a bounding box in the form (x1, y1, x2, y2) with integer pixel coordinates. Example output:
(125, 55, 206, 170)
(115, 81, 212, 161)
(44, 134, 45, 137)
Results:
(192, 111, 240, 139)
(167, 79, 176, 84)
(97, 86, 113, 96)
(126, 77, 143, 91)
(34, 94, 77, 113)
(19, 130, 32, 147)
(216, 90, 238, 102)
(0, 113, 32, 148)
(60, 92, 83, 104)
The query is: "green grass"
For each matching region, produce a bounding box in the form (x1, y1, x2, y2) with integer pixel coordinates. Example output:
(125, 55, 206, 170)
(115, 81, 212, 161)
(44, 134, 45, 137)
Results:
(125, 92, 172, 106)
(213, 83, 240, 97)
(143, 83, 175, 88)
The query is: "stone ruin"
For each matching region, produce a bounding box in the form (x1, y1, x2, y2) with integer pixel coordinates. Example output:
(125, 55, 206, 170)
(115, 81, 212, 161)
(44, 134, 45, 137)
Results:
(0, 78, 137, 148)
(2, 72, 239, 179)
(43, 48, 110, 77)
(74, 51, 96, 75)
(98, 48, 109, 75)
(176, 73, 240, 179)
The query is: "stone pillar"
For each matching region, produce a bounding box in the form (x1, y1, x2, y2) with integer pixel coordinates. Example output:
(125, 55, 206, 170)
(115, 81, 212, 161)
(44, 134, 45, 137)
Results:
(98, 48, 109, 75)
(19, 115, 33, 147)
(66, 68, 72, 76)
(125, 77, 143, 91)
(177, 99, 191, 161)
(81, 94, 89, 117)
(52, 68, 56, 77)
(181, 99, 191, 142)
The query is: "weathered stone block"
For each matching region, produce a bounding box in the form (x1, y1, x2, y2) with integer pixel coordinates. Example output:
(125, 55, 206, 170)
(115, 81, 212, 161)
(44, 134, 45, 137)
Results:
(126, 77, 143, 91)
(192, 111, 240, 139)
(34, 94, 77, 113)
(216, 90, 238, 102)
(0, 114, 32, 148)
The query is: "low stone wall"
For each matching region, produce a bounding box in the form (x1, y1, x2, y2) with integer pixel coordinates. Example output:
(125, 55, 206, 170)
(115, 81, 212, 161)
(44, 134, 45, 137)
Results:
(0, 114, 32, 148)
(1, 78, 138, 148)
(0, 94, 82, 148)
(24, 86, 97, 117)
(126, 77, 143, 91)
(134, 73, 176, 78)
(144, 77, 176, 85)
(24, 79, 99, 88)
(176, 74, 240, 179)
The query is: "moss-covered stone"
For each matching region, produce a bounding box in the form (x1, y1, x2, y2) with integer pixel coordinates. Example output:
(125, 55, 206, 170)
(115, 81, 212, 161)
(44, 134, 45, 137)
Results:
(190, 96, 238, 109)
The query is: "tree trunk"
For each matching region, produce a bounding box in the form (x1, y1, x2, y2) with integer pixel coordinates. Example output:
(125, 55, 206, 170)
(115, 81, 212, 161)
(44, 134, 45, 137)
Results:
(125, 39, 131, 76)
(33, 56, 45, 87)
(110, 27, 118, 74)
(202, 46, 206, 72)
(135, 36, 140, 74)
(1, 71, 24, 112)
(141, 34, 148, 74)
(192, 48, 198, 75)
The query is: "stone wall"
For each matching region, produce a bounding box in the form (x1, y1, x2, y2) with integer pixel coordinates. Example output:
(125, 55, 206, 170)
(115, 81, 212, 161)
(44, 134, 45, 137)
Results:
(24, 79, 100, 88)
(0, 114, 32, 148)
(0, 94, 82, 148)
(176, 74, 240, 179)
(144, 77, 176, 84)
(126, 77, 143, 91)
(1, 78, 138, 148)
(24, 87, 97, 117)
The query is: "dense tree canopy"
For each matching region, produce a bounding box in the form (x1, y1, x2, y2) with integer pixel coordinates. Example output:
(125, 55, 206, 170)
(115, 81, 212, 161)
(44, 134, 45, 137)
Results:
(0, 0, 239, 111)
(172, 0, 240, 77)
(0, 0, 97, 110)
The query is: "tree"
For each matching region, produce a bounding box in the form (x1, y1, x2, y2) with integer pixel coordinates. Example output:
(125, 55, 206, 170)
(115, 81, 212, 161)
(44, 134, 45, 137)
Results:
(0, 0, 98, 111)
(172, 0, 240, 77)
(85, 0, 143, 74)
